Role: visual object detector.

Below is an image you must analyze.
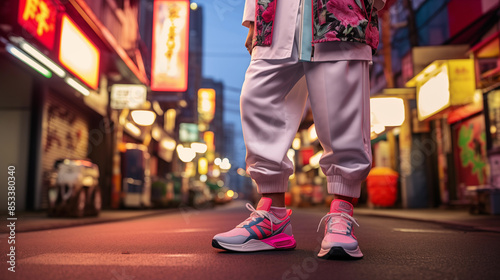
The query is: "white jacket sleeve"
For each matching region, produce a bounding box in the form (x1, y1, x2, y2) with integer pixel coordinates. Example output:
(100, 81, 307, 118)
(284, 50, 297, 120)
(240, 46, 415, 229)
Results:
(373, 0, 387, 11)
(242, 0, 255, 27)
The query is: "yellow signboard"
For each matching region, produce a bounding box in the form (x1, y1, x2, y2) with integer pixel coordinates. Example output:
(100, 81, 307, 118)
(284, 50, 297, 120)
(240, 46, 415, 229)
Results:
(410, 59, 476, 121)
(448, 59, 476, 105)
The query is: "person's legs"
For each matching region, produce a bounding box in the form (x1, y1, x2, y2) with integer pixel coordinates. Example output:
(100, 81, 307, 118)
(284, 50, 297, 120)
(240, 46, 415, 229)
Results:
(304, 60, 372, 259)
(212, 55, 307, 252)
(304, 60, 372, 197)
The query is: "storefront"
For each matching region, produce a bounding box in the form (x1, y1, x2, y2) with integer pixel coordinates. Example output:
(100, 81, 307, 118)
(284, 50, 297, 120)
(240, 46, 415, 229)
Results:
(368, 89, 415, 208)
(469, 30, 500, 190)
(0, 53, 35, 211)
(406, 56, 491, 205)
(484, 89, 500, 189)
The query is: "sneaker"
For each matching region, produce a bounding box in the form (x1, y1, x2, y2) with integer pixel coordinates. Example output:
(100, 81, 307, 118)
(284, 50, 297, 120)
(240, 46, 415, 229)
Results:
(212, 198, 296, 252)
(317, 199, 363, 259)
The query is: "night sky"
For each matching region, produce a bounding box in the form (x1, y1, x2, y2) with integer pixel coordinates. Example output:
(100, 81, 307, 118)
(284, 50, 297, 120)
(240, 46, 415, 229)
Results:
(196, 1, 250, 168)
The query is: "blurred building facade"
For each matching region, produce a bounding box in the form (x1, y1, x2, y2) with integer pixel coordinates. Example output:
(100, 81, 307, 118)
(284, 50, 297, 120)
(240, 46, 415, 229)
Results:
(372, 0, 500, 209)
(0, 0, 233, 212)
(0, 0, 148, 211)
(293, 0, 500, 210)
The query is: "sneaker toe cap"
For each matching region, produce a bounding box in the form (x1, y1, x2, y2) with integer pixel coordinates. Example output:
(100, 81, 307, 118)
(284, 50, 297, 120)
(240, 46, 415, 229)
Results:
(213, 228, 251, 244)
(213, 234, 249, 244)
(322, 236, 359, 251)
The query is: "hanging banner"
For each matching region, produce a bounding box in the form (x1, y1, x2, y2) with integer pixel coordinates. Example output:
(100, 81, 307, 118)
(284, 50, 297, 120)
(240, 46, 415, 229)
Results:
(151, 0, 190, 92)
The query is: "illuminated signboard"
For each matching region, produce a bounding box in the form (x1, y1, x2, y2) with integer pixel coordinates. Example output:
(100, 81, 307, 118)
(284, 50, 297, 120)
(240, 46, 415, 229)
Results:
(151, 0, 190, 92)
(179, 123, 198, 142)
(370, 97, 405, 127)
(204, 131, 215, 162)
(415, 59, 476, 121)
(198, 88, 216, 123)
(58, 14, 100, 90)
(447, 59, 476, 105)
(110, 84, 148, 109)
(204, 131, 214, 152)
(417, 69, 450, 121)
(18, 0, 57, 50)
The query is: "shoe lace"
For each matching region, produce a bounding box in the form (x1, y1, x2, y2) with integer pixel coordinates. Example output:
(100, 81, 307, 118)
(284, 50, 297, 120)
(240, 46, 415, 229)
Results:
(316, 212, 359, 234)
(237, 203, 274, 234)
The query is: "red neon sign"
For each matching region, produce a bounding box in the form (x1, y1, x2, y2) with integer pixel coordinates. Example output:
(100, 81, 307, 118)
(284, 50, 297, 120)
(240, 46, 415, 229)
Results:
(18, 0, 57, 50)
(151, 0, 190, 92)
(58, 14, 100, 90)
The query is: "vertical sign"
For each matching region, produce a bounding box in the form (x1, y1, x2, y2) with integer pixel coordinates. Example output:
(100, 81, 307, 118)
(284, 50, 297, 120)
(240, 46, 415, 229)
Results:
(204, 131, 215, 152)
(198, 88, 216, 123)
(18, 0, 57, 50)
(448, 59, 476, 106)
(151, 0, 190, 92)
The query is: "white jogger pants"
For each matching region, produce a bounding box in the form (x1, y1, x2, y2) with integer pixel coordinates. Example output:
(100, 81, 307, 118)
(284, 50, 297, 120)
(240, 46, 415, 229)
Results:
(240, 44, 372, 198)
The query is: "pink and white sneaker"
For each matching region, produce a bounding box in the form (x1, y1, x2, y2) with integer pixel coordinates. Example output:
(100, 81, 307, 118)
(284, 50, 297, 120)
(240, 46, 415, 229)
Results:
(317, 199, 363, 259)
(212, 198, 296, 252)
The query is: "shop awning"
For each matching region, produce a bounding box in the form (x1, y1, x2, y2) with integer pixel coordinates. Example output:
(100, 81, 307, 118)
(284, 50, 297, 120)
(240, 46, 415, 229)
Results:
(468, 30, 500, 58)
(468, 30, 500, 80)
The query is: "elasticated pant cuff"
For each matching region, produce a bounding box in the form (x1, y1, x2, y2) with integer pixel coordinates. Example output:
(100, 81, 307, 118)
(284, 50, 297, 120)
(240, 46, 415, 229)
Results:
(327, 175, 362, 198)
(256, 176, 289, 194)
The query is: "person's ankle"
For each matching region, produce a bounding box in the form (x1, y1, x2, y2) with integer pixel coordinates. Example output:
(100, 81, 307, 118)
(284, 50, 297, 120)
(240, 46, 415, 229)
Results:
(262, 193, 285, 207)
(333, 195, 358, 206)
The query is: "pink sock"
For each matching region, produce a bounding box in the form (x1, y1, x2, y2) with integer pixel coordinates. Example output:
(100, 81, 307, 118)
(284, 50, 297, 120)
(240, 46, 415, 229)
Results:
(270, 206, 287, 219)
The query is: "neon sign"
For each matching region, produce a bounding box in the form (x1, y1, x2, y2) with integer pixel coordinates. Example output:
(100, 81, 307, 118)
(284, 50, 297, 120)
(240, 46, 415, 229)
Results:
(18, 0, 57, 50)
(151, 0, 190, 92)
(58, 14, 100, 90)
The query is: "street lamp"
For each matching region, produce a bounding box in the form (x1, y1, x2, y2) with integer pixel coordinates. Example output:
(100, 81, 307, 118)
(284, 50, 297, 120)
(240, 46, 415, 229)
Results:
(191, 142, 208, 153)
(200, 174, 207, 182)
(131, 110, 156, 126)
(177, 144, 196, 162)
(370, 97, 405, 126)
(220, 158, 231, 171)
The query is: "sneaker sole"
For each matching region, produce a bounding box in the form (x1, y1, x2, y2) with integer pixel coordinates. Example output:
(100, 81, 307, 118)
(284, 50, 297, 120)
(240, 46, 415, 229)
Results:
(318, 246, 363, 260)
(212, 233, 296, 252)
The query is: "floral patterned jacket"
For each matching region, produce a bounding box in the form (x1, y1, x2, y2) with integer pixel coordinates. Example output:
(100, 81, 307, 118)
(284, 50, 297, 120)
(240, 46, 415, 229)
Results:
(255, 0, 381, 51)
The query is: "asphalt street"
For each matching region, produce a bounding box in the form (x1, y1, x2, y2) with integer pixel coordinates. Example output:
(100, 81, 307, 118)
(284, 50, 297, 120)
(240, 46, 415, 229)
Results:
(1, 201, 500, 280)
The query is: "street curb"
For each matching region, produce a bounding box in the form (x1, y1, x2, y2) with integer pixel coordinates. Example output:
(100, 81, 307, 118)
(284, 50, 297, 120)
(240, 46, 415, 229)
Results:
(3, 209, 179, 233)
(355, 212, 500, 234)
